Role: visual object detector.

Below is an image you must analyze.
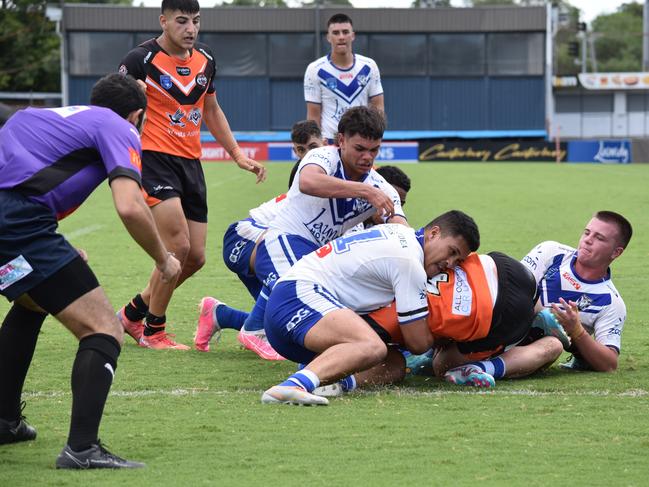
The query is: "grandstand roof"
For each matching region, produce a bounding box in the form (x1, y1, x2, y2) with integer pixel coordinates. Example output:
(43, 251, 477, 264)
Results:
(63, 5, 546, 33)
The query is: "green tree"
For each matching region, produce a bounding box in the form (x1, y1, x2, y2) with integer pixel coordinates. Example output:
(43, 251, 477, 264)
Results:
(0, 0, 131, 93)
(592, 2, 643, 72)
(0, 0, 59, 92)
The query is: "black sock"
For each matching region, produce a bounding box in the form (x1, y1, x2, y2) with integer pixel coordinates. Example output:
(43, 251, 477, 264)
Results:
(67, 333, 120, 452)
(124, 293, 148, 322)
(0, 304, 47, 420)
(144, 312, 165, 336)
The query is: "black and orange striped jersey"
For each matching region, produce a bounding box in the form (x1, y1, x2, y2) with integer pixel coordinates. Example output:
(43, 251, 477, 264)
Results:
(119, 38, 216, 160)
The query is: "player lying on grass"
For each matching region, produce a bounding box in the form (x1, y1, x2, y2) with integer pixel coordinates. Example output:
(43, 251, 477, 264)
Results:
(195, 106, 406, 360)
(442, 210, 633, 386)
(404, 210, 633, 388)
(359, 251, 537, 390)
(260, 210, 480, 406)
(0, 74, 181, 468)
(195, 121, 324, 360)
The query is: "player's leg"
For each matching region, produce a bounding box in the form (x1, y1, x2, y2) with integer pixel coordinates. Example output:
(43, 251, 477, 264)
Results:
(24, 255, 143, 468)
(0, 297, 46, 444)
(137, 198, 191, 349)
(354, 346, 406, 386)
(262, 281, 387, 405)
(243, 233, 319, 358)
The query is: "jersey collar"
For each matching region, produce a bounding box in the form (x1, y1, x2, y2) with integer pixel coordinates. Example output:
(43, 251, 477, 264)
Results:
(571, 253, 611, 283)
(415, 227, 425, 249)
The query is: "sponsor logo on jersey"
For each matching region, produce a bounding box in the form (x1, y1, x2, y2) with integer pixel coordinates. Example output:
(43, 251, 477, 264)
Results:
(562, 271, 581, 290)
(275, 193, 287, 203)
(575, 294, 592, 311)
(326, 77, 338, 90)
(451, 267, 472, 316)
(118, 64, 128, 75)
(340, 73, 354, 80)
(187, 107, 202, 126)
(196, 73, 208, 87)
(160, 75, 172, 90)
(357, 74, 369, 86)
(522, 255, 537, 270)
(286, 308, 310, 331)
(128, 147, 142, 171)
(167, 108, 186, 127)
(176, 66, 191, 76)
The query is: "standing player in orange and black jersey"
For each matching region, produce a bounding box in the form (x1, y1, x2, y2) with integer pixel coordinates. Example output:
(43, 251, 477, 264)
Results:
(117, 0, 267, 350)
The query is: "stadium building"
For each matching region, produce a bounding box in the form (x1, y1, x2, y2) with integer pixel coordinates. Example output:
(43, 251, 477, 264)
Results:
(59, 4, 648, 162)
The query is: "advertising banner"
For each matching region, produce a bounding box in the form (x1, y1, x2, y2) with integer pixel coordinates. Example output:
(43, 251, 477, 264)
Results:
(567, 140, 631, 163)
(268, 142, 419, 162)
(201, 142, 268, 162)
(578, 73, 649, 90)
(418, 140, 567, 162)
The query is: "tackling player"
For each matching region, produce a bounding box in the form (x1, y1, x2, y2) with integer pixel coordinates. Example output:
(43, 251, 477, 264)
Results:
(260, 211, 480, 405)
(0, 74, 181, 468)
(116, 0, 266, 350)
(304, 13, 384, 143)
(195, 106, 406, 357)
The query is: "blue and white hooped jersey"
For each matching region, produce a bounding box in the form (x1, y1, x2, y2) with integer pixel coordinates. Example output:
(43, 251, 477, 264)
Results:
(268, 145, 405, 248)
(278, 224, 428, 322)
(521, 241, 626, 352)
(304, 54, 383, 139)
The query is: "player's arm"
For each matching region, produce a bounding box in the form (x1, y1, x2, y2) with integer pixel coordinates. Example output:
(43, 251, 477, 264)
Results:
(304, 63, 322, 126)
(369, 94, 385, 114)
(203, 95, 266, 183)
(400, 318, 434, 355)
(551, 298, 619, 372)
(306, 102, 321, 128)
(299, 164, 394, 217)
(109, 177, 180, 283)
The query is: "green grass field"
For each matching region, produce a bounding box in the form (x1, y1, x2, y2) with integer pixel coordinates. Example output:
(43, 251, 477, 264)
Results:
(1, 162, 649, 486)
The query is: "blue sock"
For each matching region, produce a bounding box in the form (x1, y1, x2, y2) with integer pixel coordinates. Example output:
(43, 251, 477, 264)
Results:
(279, 369, 320, 393)
(469, 357, 506, 379)
(340, 374, 357, 392)
(241, 290, 268, 332)
(215, 304, 248, 331)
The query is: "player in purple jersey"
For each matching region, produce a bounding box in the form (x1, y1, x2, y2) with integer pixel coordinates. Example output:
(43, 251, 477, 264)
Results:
(0, 74, 181, 469)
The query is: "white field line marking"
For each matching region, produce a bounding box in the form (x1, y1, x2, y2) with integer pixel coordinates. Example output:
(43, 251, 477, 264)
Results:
(22, 387, 649, 399)
(66, 224, 104, 239)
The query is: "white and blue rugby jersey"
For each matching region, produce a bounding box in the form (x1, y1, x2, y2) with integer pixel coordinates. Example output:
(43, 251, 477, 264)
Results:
(278, 225, 428, 322)
(268, 145, 405, 247)
(304, 54, 383, 139)
(521, 241, 626, 352)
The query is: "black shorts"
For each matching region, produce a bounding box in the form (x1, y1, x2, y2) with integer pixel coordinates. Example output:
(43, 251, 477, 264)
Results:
(456, 251, 537, 356)
(0, 191, 81, 301)
(142, 150, 208, 223)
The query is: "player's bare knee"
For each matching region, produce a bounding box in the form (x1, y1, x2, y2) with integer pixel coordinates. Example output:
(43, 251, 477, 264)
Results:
(183, 252, 206, 276)
(167, 237, 191, 263)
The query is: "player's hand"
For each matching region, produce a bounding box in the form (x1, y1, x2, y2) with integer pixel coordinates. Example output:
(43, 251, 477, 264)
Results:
(550, 298, 581, 336)
(156, 252, 181, 283)
(76, 248, 89, 262)
(365, 186, 394, 220)
(235, 157, 267, 184)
